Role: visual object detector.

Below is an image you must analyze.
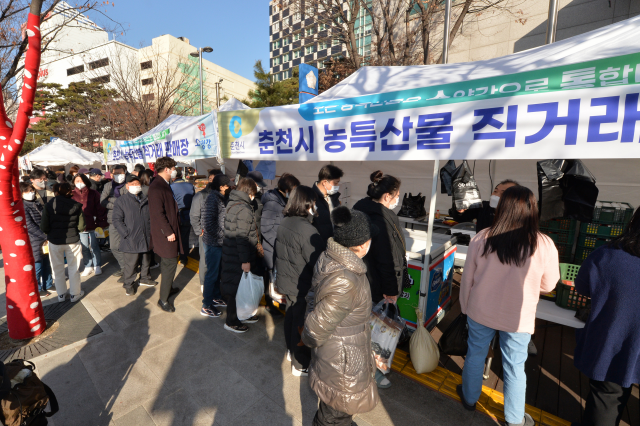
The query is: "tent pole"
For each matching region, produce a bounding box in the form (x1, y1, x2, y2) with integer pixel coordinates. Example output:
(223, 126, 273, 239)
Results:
(545, 0, 559, 44)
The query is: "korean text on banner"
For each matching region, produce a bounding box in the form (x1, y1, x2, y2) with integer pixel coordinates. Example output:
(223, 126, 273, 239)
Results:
(219, 52, 640, 161)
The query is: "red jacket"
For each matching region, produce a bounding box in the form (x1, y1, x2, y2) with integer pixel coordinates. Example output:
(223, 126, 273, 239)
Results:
(72, 187, 108, 231)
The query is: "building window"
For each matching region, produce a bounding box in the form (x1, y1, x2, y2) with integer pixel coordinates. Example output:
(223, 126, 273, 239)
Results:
(293, 32, 301, 42)
(318, 40, 329, 50)
(293, 49, 301, 59)
(142, 93, 155, 101)
(283, 69, 291, 79)
(141, 78, 153, 86)
(140, 60, 152, 70)
(318, 61, 325, 69)
(305, 27, 314, 37)
(66, 65, 84, 76)
(283, 37, 290, 46)
(273, 21, 280, 32)
(305, 45, 315, 55)
(333, 38, 340, 46)
(283, 52, 291, 62)
(318, 23, 326, 31)
(273, 39, 282, 50)
(91, 75, 110, 84)
(293, 12, 301, 22)
(89, 58, 109, 70)
(305, 5, 314, 16)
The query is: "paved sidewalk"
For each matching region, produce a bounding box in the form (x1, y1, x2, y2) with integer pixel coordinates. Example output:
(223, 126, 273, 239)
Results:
(2, 252, 500, 426)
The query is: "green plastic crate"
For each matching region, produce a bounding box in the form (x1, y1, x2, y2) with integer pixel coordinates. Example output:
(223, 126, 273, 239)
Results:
(555, 242, 574, 263)
(556, 263, 588, 310)
(540, 217, 577, 232)
(574, 246, 595, 264)
(580, 222, 624, 238)
(577, 233, 612, 249)
(592, 201, 635, 224)
(544, 230, 575, 245)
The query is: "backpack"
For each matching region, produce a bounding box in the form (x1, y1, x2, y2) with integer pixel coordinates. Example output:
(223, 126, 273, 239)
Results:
(0, 360, 58, 426)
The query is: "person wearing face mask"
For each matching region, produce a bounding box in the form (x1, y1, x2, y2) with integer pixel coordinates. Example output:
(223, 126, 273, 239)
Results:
(449, 179, 520, 233)
(200, 173, 232, 317)
(149, 157, 183, 313)
(353, 171, 405, 389)
(302, 206, 379, 426)
(72, 174, 108, 277)
(20, 182, 54, 296)
(40, 182, 86, 303)
(312, 165, 344, 243)
(100, 165, 130, 279)
(274, 185, 325, 376)
(220, 178, 262, 333)
(112, 175, 157, 296)
(30, 169, 55, 207)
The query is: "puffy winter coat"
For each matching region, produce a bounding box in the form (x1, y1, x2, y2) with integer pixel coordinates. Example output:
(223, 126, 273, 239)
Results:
(202, 190, 226, 247)
(40, 196, 86, 245)
(353, 197, 406, 301)
(312, 183, 341, 243)
(100, 177, 129, 224)
(274, 215, 325, 299)
(112, 192, 152, 253)
(190, 187, 211, 237)
(34, 187, 55, 207)
(220, 190, 261, 295)
(72, 187, 108, 231)
(24, 199, 47, 262)
(261, 189, 287, 270)
(302, 238, 379, 415)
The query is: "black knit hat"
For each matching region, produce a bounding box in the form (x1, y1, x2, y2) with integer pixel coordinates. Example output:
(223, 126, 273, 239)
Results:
(212, 174, 231, 191)
(331, 206, 378, 247)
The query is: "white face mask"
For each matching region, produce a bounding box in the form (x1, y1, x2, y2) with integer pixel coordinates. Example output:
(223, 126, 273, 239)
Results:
(489, 195, 500, 209)
(75, 182, 86, 190)
(308, 207, 315, 216)
(170, 169, 178, 180)
(363, 241, 371, 257)
(326, 184, 339, 195)
(128, 185, 142, 195)
(114, 174, 125, 184)
(389, 196, 400, 210)
(34, 180, 45, 189)
(23, 192, 35, 201)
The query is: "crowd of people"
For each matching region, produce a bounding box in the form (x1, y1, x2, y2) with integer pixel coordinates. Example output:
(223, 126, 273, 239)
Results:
(18, 159, 639, 426)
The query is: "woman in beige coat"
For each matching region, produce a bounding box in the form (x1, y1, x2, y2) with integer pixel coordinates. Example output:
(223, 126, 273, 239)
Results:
(302, 207, 380, 426)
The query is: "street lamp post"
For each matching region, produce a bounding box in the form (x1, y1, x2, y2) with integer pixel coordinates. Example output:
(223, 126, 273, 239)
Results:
(189, 46, 213, 115)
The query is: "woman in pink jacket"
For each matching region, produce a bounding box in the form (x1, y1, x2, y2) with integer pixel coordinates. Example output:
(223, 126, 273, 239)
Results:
(458, 186, 559, 426)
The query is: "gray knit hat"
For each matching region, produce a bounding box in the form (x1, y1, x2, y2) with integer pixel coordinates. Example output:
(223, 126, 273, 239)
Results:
(331, 206, 378, 247)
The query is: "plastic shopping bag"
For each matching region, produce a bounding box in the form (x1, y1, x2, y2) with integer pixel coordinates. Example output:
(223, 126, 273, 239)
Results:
(438, 313, 469, 356)
(452, 160, 482, 210)
(236, 272, 264, 320)
(370, 301, 406, 374)
(409, 309, 440, 374)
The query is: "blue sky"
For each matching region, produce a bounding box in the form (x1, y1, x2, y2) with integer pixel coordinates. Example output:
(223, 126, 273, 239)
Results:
(89, 0, 269, 81)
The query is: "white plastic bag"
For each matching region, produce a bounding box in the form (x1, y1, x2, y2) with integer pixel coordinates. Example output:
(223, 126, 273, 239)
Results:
(410, 309, 440, 374)
(370, 301, 405, 374)
(236, 272, 264, 320)
(268, 270, 286, 305)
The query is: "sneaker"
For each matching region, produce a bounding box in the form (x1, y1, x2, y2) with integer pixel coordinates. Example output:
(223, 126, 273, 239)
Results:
(39, 290, 50, 297)
(94, 266, 102, 276)
(113, 270, 123, 277)
(117, 276, 125, 284)
(506, 413, 534, 426)
(150, 262, 160, 270)
(139, 279, 158, 287)
(224, 323, 249, 334)
(212, 299, 227, 308)
(241, 315, 259, 324)
(81, 267, 93, 277)
(200, 305, 221, 318)
(125, 287, 136, 296)
(291, 365, 309, 377)
(70, 291, 84, 303)
(287, 351, 291, 362)
(57, 294, 65, 303)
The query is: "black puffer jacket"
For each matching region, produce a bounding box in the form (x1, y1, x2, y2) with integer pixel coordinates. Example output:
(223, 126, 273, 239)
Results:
(274, 215, 325, 299)
(353, 197, 406, 301)
(100, 176, 129, 224)
(312, 183, 341, 242)
(202, 190, 226, 247)
(40, 196, 86, 245)
(112, 192, 151, 253)
(220, 190, 261, 294)
(24, 199, 47, 262)
(261, 189, 287, 270)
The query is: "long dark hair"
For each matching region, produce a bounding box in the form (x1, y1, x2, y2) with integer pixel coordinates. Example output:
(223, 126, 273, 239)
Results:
(73, 173, 92, 189)
(53, 182, 74, 198)
(482, 186, 539, 267)
(367, 170, 401, 200)
(283, 185, 317, 218)
(610, 207, 640, 257)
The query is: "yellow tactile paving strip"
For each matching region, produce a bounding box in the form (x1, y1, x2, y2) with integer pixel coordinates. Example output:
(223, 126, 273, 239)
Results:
(392, 349, 571, 426)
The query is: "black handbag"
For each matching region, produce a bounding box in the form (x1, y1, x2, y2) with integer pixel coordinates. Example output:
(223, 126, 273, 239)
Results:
(439, 313, 469, 356)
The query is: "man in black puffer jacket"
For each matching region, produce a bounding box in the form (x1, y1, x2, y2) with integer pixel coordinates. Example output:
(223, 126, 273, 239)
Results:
(20, 182, 53, 295)
(112, 175, 156, 296)
(100, 165, 129, 279)
(201, 174, 232, 317)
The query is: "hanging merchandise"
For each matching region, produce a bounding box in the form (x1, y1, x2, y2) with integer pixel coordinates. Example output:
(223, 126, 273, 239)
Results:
(398, 193, 427, 219)
(451, 161, 482, 210)
(537, 160, 599, 222)
(439, 313, 469, 356)
(440, 160, 457, 196)
(370, 301, 406, 374)
(409, 309, 440, 374)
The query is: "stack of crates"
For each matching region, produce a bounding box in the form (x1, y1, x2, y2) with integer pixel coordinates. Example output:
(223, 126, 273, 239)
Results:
(539, 217, 577, 263)
(574, 201, 634, 264)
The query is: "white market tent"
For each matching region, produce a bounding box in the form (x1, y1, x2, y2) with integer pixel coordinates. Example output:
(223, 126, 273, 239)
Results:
(27, 138, 103, 169)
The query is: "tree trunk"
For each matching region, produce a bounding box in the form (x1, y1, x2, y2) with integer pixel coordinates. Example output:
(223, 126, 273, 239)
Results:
(0, 2, 45, 339)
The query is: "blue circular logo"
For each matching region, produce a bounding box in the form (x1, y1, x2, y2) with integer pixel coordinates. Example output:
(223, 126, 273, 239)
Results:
(230, 116, 242, 138)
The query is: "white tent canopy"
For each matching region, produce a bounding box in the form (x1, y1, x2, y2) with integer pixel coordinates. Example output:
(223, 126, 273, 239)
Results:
(27, 138, 103, 168)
